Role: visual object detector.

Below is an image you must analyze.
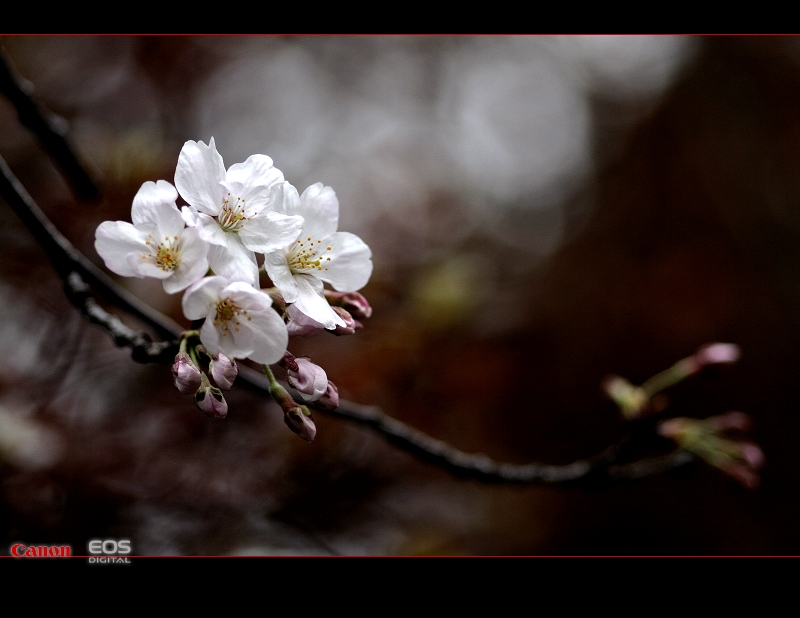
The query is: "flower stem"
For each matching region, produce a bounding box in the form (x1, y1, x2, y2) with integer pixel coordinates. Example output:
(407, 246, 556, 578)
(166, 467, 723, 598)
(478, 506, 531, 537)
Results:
(640, 358, 694, 398)
(179, 330, 202, 367)
(263, 363, 290, 403)
(263, 363, 281, 391)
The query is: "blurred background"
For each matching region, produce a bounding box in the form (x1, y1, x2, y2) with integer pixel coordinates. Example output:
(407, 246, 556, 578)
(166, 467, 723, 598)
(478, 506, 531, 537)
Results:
(0, 35, 799, 555)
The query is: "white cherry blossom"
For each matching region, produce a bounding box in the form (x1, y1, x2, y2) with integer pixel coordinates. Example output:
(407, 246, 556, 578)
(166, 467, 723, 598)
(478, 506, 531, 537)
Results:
(263, 182, 373, 329)
(95, 180, 209, 294)
(182, 276, 288, 365)
(175, 138, 304, 287)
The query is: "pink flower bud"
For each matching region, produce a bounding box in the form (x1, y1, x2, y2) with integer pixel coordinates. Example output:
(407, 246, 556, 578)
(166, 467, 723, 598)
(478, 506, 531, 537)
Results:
(266, 376, 318, 442)
(694, 343, 741, 368)
(287, 358, 328, 402)
(285, 305, 326, 338)
(657, 417, 689, 439)
(283, 405, 317, 442)
(194, 386, 228, 419)
(330, 307, 363, 336)
(172, 353, 202, 395)
(325, 290, 373, 319)
(278, 350, 299, 373)
(210, 353, 238, 390)
(313, 380, 339, 410)
(738, 441, 765, 469)
(343, 292, 372, 319)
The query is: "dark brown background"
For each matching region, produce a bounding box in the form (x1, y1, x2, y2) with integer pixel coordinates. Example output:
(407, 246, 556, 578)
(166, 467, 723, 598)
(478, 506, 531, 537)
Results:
(0, 35, 798, 555)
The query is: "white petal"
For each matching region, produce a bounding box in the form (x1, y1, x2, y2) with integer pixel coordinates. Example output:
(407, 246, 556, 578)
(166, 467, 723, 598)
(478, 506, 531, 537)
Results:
(297, 183, 339, 241)
(200, 318, 231, 358)
(193, 280, 275, 361)
(130, 257, 173, 280)
(207, 236, 259, 286)
(270, 181, 301, 216)
(200, 283, 281, 361)
(224, 154, 284, 210)
(162, 228, 210, 294)
(131, 180, 182, 237)
(263, 251, 299, 303)
(239, 211, 303, 254)
(179, 226, 211, 268)
(210, 323, 257, 361)
(293, 274, 346, 329)
(182, 207, 228, 247)
(234, 302, 288, 364)
(95, 221, 148, 278)
(224, 282, 273, 312)
(286, 304, 325, 337)
(163, 271, 197, 294)
(182, 276, 227, 320)
(181, 205, 201, 227)
(318, 231, 373, 292)
(175, 138, 226, 215)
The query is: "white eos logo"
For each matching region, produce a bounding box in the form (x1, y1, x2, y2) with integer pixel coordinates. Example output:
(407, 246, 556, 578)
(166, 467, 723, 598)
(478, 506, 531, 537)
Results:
(88, 539, 132, 555)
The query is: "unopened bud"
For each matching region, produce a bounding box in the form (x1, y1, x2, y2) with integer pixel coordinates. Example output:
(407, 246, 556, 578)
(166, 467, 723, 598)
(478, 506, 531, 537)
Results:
(694, 343, 741, 368)
(602, 375, 648, 419)
(195, 386, 228, 419)
(172, 353, 202, 395)
(330, 307, 363, 336)
(658, 413, 764, 489)
(313, 380, 339, 410)
(287, 358, 328, 402)
(738, 441, 765, 469)
(324, 290, 373, 319)
(266, 376, 318, 442)
(210, 353, 238, 390)
(283, 405, 317, 442)
(278, 351, 299, 373)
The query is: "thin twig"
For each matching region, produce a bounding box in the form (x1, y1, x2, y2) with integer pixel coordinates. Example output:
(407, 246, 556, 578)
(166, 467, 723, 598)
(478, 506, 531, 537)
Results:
(311, 397, 697, 484)
(64, 271, 178, 364)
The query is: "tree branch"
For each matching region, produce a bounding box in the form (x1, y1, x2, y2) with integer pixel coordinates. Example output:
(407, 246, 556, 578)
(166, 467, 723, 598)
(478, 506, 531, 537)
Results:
(0, 46, 699, 487)
(0, 152, 183, 344)
(0, 46, 100, 203)
(0, 152, 696, 485)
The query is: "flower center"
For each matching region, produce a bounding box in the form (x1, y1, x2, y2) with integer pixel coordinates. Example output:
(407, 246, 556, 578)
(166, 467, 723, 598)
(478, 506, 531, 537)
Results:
(213, 298, 250, 337)
(143, 234, 181, 271)
(288, 237, 332, 274)
(217, 193, 251, 233)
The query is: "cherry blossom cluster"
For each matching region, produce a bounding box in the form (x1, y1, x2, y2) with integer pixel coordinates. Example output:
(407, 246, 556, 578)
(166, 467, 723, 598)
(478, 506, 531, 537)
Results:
(95, 138, 373, 440)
